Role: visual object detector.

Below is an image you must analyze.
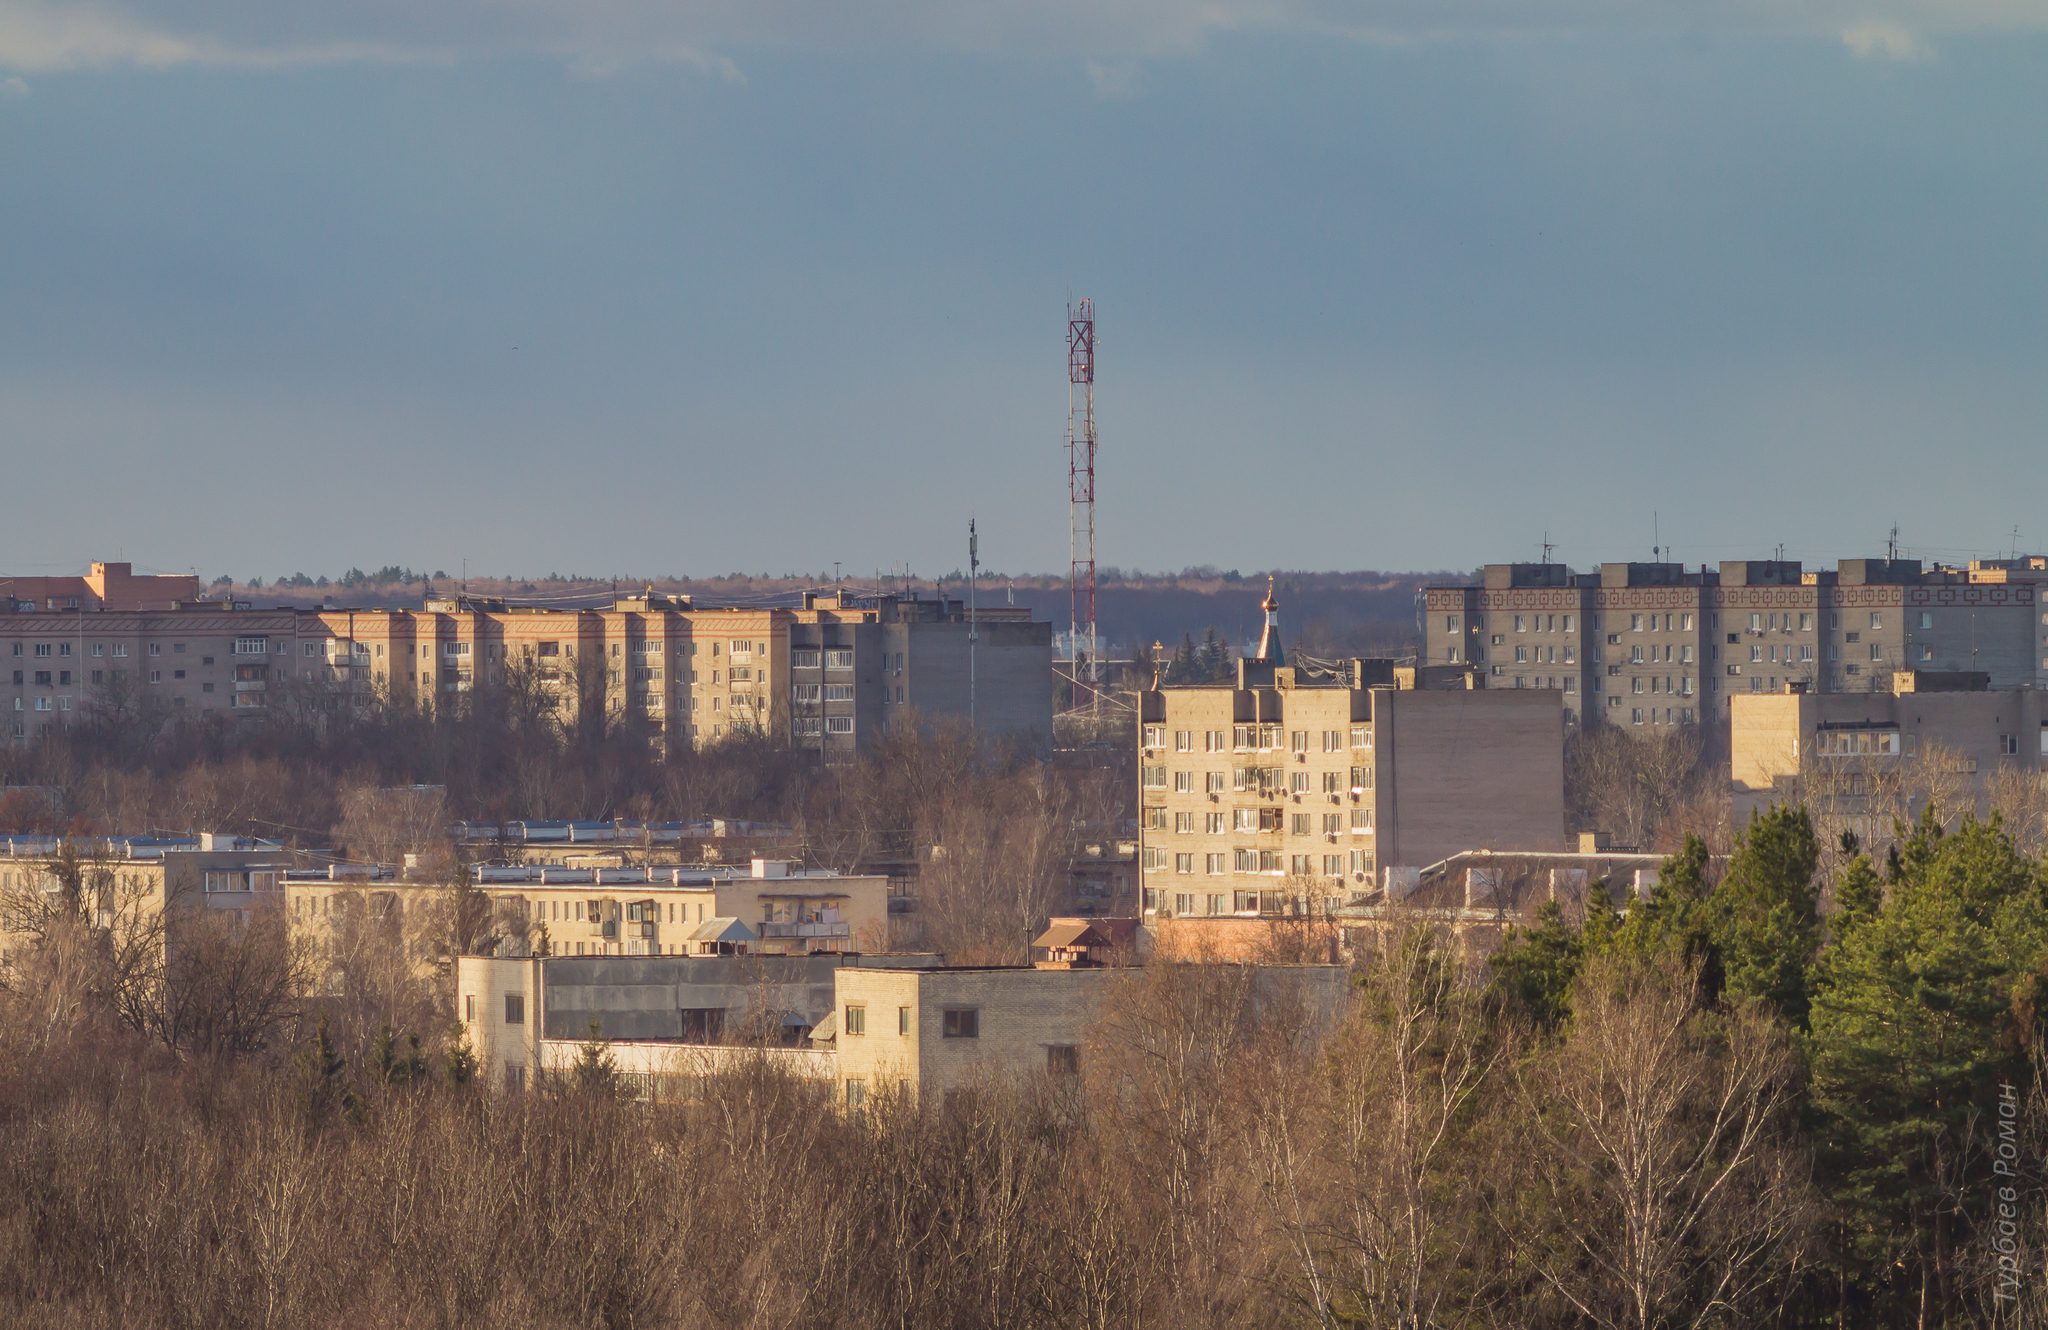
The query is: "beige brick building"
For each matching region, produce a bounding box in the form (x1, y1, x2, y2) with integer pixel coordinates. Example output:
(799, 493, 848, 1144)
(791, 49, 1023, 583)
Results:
(2, 571, 1052, 753)
(1137, 651, 1565, 917)
(1425, 557, 2048, 739)
(1730, 679, 2048, 827)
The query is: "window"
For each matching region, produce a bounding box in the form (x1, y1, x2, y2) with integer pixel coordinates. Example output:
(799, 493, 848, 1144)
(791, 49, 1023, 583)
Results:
(942, 1008, 979, 1039)
(1870, 644, 1883, 661)
(1322, 812, 1343, 834)
(791, 684, 821, 703)
(112, 644, 127, 658)
(1290, 730, 1309, 753)
(791, 650, 819, 668)
(1515, 646, 1528, 663)
(1631, 708, 1644, 724)
(1322, 729, 1342, 752)
(504, 994, 525, 1024)
(1047, 1045, 1080, 1076)
(1868, 612, 1883, 630)
(845, 1080, 866, 1111)
(823, 684, 854, 701)
(825, 650, 853, 669)
(1174, 770, 1193, 793)
(1175, 812, 1195, 834)
(1142, 765, 1167, 789)
(1175, 730, 1192, 751)
(1205, 853, 1225, 874)
(1175, 855, 1194, 875)
(1142, 725, 1164, 748)
(1680, 614, 1693, 631)
(1445, 616, 1458, 632)
(898, 1006, 912, 1036)
(1918, 645, 1932, 662)
(233, 637, 267, 655)
(1351, 726, 1370, 748)
(825, 717, 853, 734)
(1290, 771, 1309, 794)
(2001, 734, 2020, 756)
(1322, 771, 1341, 793)
(1562, 615, 1574, 632)
(1750, 614, 1763, 632)
(1205, 812, 1225, 834)
(1350, 808, 1373, 831)
(1514, 615, 1525, 632)
(1350, 766, 1372, 790)
(844, 1005, 867, 1036)
(1205, 730, 1226, 752)
(1232, 809, 1259, 832)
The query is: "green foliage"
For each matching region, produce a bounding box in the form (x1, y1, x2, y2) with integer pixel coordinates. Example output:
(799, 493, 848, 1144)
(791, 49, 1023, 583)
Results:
(371, 1021, 430, 1090)
(295, 1015, 354, 1123)
(1808, 810, 2048, 1314)
(572, 1019, 620, 1099)
(442, 1028, 478, 1088)
(1162, 628, 1233, 685)
(1487, 899, 1583, 1030)
(1593, 835, 1718, 983)
(1833, 853, 1883, 934)
(1707, 806, 1822, 1028)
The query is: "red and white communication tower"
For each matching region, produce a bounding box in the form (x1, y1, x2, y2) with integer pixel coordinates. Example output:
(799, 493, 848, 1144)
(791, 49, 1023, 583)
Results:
(1066, 299, 1097, 712)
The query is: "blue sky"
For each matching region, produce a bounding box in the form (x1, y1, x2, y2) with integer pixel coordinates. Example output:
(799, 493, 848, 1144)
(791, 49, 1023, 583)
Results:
(2, 4, 2045, 583)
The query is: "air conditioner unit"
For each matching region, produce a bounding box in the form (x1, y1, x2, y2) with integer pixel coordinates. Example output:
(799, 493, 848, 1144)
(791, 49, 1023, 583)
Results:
(1295, 753, 1305, 762)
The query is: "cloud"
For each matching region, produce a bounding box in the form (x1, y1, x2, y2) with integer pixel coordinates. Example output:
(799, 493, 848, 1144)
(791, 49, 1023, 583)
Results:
(1087, 58, 1145, 99)
(1841, 20, 1934, 59)
(0, 1, 2039, 73)
(1, 73, 25, 96)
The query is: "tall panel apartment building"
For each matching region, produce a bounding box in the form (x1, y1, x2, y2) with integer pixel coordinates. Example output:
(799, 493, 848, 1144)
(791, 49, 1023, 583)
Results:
(1136, 633, 1564, 917)
(1423, 558, 2048, 736)
(2, 572, 1051, 754)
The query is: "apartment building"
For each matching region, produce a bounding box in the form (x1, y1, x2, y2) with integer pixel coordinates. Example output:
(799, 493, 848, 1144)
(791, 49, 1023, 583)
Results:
(2, 569, 1053, 752)
(1730, 677, 2048, 825)
(0, 833, 299, 972)
(1424, 557, 2048, 736)
(1137, 596, 1565, 917)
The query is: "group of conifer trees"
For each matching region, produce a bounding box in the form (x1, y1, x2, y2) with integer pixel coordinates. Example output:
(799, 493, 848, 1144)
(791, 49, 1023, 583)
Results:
(1490, 801, 2048, 1325)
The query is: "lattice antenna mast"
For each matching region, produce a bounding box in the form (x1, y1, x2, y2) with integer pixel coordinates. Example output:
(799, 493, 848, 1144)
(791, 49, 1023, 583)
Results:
(1067, 299, 1097, 711)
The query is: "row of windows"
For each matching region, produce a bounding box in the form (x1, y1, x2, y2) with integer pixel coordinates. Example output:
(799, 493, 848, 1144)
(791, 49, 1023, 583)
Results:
(1148, 850, 1376, 879)
(1153, 808, 1376, 835)
(1460, 608, 1973, 638)
(1143, 766, 1372, 793)
(842, 1004, 976, 1039)
(1145, 725, 1373, 753)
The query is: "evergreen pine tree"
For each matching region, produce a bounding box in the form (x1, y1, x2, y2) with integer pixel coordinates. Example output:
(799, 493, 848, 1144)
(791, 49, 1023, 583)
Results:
(1808, 811, 2048, 1322)
(572, 1019, 620, 1099)
(1486, 899, 1583, 1030)
(1707, 805, 1821, 1028)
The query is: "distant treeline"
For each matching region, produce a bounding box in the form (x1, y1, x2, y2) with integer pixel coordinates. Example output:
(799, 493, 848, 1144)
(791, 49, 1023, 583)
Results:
(200, 567, 1459, 660)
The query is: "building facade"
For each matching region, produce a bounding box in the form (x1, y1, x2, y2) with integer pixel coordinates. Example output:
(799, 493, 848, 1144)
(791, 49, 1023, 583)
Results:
(1730, 680, 2048, 825)
(1136, 648, 1566, 918)
(1424, 557, 2048, 736)
(1, 573, 1053, 753)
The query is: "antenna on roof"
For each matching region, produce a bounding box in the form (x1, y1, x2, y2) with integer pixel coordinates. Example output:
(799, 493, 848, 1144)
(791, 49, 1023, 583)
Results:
(1888, 524, 1900, 561)
(1541, 532, 1554, 564)
(1652, 512, 1659, 561)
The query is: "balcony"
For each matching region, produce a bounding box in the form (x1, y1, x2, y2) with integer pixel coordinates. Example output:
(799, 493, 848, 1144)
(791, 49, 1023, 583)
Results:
(234, 680, 266, 692)
(758, 921, 851, 940)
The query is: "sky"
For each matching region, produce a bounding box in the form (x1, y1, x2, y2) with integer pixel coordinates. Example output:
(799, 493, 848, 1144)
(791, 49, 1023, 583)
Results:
(2, 2, 2046, 585)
